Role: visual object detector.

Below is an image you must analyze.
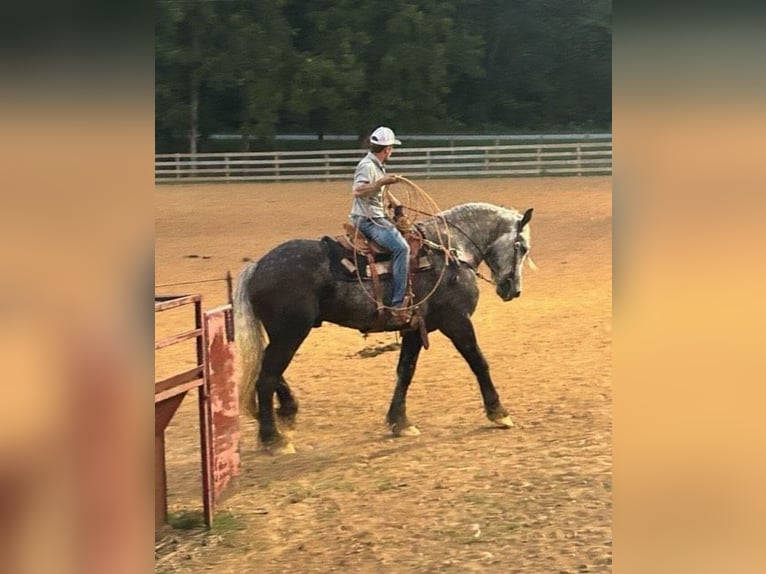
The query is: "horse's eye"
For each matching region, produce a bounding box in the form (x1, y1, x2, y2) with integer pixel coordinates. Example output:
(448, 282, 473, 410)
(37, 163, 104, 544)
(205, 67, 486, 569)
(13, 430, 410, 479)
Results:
(514, 241, 521, 249)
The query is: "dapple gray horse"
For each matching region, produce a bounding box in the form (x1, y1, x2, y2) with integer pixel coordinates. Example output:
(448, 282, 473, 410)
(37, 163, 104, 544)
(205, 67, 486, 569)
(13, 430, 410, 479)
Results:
(235, 202, 533, 453)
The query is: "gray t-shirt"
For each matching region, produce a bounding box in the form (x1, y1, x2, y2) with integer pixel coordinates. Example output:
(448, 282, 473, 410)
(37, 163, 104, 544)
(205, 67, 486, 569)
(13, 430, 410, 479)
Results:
(350, 152, 388, 218)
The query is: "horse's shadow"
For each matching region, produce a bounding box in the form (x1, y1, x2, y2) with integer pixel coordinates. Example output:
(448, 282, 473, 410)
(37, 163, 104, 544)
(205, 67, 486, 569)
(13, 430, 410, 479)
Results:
(238, 420, 516, 484)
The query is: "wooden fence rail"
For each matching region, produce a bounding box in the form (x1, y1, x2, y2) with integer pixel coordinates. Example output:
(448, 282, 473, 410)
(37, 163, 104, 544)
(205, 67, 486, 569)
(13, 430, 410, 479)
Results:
(156, 139, 611, 183)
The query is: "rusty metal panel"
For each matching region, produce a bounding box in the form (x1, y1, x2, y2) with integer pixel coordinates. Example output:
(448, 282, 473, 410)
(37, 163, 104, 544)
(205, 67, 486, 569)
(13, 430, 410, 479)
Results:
(154, 293, 202, 311)
(155, 327, 204, 350)
(204, 305, 240, 504)
(154, 366, 204, 402)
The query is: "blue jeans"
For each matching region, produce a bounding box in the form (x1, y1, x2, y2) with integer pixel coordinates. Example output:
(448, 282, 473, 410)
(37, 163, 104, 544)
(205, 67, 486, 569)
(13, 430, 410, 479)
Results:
(350, 216, 410, 307)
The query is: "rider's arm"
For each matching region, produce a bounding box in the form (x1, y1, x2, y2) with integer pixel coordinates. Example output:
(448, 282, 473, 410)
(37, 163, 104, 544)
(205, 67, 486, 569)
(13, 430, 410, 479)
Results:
(353, 174, 399, 197)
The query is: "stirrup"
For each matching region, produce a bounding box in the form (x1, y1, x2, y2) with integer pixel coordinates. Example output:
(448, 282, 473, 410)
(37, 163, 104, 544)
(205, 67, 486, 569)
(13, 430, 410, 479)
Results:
(390, 306, 414, 326)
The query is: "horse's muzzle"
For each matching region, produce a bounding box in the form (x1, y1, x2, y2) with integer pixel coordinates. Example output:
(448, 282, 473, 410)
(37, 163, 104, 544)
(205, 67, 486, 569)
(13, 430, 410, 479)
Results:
(496, 281, 521, 301)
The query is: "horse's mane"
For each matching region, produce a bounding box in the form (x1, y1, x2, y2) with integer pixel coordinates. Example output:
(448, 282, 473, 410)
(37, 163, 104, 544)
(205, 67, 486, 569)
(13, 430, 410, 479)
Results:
(424, 201, 531, 249)
(439, 202, 521, 220)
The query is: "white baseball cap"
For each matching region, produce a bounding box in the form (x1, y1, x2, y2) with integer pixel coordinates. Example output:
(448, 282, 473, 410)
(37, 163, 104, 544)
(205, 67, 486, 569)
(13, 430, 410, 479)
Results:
(369, 126, 402, 146)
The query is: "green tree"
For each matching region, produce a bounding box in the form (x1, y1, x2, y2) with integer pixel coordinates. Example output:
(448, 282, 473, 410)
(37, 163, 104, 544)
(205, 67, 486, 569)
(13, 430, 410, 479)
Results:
(216, 1, 294, 149)
(359, 0, 469, 131)
(282, 0, 484, 136)
(452, 0, 611, 131)
(155, 0, 611, 152)
(155, 0, 224, 153)
(283, 0, 366, 140)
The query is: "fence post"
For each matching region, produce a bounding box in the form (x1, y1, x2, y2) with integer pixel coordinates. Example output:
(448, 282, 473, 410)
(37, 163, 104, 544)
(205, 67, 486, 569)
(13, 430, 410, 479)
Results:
(175, 153, 181, 180)
(275, 153, 280, 179)
(536, 146, 542, 175)
(324, 153, 329, 181)
(484, 148, 489, 173)
(225, 156, 230, 181)
(427, 150, 431, 177)
(195, 298, 214, 526)
(577, 144, 582, 176)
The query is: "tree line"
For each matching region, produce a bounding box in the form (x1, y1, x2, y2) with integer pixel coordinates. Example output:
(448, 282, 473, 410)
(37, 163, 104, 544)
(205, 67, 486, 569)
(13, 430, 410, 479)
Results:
(156, 0, 611, 153)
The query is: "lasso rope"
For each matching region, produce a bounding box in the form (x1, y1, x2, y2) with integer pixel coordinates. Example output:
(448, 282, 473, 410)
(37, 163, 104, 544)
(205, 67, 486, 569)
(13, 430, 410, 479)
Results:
(392, 177, 503, 286)
(350, 176, 454, 312)
(394, 175, 453, 252)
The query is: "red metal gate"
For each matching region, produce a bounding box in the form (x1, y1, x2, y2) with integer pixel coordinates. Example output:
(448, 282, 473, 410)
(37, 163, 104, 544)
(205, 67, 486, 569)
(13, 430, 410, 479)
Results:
(154, 294, 239, 531)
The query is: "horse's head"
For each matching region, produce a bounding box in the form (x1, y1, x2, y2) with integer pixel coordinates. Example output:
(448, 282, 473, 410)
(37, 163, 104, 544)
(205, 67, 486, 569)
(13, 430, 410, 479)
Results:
(490, 208, 533, 301)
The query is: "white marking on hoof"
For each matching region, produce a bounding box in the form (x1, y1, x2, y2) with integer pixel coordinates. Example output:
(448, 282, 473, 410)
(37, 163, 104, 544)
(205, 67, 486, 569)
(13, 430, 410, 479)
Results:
(492, 415, 514, 428)
(397, 425, 421, 437)
(270, 442, 296, 455)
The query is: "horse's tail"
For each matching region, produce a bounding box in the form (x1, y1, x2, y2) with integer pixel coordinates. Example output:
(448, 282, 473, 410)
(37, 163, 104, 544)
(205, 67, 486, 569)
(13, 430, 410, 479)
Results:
(234, 261, 265, 420)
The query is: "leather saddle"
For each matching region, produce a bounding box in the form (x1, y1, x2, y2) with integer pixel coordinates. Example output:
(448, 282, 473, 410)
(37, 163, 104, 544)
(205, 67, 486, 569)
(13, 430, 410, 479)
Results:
(338, 222, 394, 257)
(335, 222, 429, 276)
(330, 220, 442, 343)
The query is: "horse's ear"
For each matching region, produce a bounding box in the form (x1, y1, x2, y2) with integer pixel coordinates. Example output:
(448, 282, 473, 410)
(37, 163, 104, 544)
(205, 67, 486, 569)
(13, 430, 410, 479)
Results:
(519, 208, 534, 229)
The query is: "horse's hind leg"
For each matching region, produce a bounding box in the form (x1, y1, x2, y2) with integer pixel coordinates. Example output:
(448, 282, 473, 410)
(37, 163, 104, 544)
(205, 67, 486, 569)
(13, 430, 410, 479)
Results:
(386, 330, 423, 436)
(275, 376, 299, 432)
(439, 315, 514, 428)
(257, 322, 312, 453)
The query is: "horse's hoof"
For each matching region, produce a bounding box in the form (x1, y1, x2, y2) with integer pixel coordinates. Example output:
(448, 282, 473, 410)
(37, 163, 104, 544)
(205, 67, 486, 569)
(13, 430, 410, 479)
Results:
(271, 442, 295, 456)
(491, 415, 514, 428)
(269, 442, 296, 455)
(394, 425, 421, 437)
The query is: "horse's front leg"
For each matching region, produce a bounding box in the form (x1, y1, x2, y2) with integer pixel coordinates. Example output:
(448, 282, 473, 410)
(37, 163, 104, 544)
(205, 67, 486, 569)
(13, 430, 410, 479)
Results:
(439, 314, 514, 428)
(386, 330, 423, 436)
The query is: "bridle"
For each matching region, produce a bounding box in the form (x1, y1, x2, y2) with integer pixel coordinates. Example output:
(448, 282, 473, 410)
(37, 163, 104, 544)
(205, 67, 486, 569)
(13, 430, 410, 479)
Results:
(483, 224, 526, 288)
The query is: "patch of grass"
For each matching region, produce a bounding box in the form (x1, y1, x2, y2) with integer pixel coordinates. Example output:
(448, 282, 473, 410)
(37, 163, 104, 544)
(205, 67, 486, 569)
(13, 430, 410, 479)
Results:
(316, 479, 356, 493)
(316, 505, 339, 520)
(212, 511, 246, 533)
(167, 509, 205, 530)
(166, 509, 249, 536)
(376, 479, 396, 492)
(286, 484, 318, 503)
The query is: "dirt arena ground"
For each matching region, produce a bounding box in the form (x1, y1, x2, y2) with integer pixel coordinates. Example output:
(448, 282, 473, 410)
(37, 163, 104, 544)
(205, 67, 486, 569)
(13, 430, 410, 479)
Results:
(155, 176, 612, 573)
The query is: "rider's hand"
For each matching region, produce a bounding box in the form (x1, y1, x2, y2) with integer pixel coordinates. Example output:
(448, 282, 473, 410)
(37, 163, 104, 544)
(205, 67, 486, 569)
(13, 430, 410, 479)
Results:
(380, 174, 399, 187)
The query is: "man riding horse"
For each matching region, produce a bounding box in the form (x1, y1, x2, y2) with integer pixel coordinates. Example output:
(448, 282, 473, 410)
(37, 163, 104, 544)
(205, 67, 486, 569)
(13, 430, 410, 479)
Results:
(348, 126, 412, 324)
